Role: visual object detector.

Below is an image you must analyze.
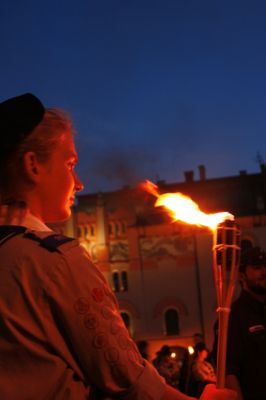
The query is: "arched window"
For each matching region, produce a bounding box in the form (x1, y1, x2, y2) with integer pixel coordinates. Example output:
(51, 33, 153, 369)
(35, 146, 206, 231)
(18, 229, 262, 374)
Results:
(120, 311, 134, 337)
(112, 271, 120, 292)
(90, 225, 95, 237)
(165, 308, 179, 335)
(121, 312, 130, 329)
(121, 271, 128, 291)
(84, 226, 88, 237)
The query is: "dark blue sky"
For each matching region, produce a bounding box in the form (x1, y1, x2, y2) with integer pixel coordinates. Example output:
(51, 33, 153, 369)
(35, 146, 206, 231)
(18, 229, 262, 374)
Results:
(1, 0, 266, 194)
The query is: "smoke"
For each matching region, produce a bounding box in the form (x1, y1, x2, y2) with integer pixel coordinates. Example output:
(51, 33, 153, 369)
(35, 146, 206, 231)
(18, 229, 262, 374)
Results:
(91, 147, 141, 183)
(76, 138, 157, 193)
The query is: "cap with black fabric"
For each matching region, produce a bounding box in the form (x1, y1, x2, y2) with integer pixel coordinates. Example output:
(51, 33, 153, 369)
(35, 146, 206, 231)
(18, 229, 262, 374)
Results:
(0, 93, 45, 161)
(157, 345, 171, 356)
(239, 246, 266, 272)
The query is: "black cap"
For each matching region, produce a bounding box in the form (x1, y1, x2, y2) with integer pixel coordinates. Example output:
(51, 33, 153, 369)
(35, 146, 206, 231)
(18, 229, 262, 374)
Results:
(0, 93, 45, 160)
(239, 246, 266, 272)
(157, 345, 171, 356)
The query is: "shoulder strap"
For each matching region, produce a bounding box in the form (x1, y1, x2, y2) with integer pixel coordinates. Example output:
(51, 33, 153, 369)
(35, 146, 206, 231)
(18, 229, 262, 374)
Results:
(0, 226, 74, 252)
(24, 231, 75, 252)
(0, 226, 27, 247)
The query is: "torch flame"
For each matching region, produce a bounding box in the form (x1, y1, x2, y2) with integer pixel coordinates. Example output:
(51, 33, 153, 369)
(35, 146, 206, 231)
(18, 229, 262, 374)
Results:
(142, 180, 234, 231)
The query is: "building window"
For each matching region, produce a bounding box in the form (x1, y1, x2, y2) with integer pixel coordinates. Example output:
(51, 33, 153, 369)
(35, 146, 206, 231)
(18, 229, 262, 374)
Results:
(164, 308, 179, 335)
(90, 225, 95, 237)
(121, 312, 130, 328)
(115, 223, 120, 235)
(84, 226, 88, 237)
(77, 226, 82, 238)
(120, 311, 133, 336)
(112, 271, 120, 292)
(121, 222, 126, 234)
(121, 271, 128, 291)
(111, 271, 128, 292)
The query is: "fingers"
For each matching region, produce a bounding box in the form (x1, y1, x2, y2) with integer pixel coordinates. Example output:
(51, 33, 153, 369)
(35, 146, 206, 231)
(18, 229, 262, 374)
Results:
(200, 384, 238, 400)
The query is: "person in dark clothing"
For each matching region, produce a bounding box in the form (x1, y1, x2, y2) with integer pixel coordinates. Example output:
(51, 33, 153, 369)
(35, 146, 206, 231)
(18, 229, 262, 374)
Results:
(188, 343, 216, 398)
(153, 345, 181, 390)
(225, 246, 266, 400)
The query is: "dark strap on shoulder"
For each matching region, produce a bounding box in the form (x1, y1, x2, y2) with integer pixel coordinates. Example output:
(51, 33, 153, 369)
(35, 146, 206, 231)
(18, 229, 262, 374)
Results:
(25, 232, 74, 252)
(0, 226, 27, 247)
(0, 226, 74, 252)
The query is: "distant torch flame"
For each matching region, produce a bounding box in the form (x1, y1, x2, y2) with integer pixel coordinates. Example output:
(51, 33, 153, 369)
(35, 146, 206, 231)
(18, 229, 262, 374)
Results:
(142, 180, 234, 231)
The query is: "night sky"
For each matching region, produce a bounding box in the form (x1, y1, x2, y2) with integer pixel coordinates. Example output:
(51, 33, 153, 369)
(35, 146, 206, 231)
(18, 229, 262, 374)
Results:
(1, 0, 266, 194)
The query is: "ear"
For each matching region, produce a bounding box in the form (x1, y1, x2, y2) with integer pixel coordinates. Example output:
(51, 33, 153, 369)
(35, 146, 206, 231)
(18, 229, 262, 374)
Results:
(23, 151, 41, 183)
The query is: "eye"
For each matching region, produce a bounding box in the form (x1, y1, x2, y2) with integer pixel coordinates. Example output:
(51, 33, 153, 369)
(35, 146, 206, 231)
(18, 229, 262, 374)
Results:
(67, 161, 76, 170)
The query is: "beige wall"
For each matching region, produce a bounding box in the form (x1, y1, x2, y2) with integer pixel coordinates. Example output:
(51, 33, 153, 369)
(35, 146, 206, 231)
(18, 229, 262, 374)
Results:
(58, 199, 266, 356)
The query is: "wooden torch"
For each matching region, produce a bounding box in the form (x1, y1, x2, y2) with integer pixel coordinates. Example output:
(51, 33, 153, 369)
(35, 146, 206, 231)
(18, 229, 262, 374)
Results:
(212, 219, 241, 388)
(141, 180, 241, 388)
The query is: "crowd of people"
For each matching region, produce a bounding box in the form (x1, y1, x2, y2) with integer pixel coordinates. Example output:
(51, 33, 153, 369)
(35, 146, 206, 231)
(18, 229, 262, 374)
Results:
(139, 341, 216, 398)
(152, 345, 181, 390)
(142, 245, 266, 400)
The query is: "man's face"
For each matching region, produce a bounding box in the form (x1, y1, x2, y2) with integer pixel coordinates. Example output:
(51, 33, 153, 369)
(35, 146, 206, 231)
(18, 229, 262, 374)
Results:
(241, 264, 266, 296)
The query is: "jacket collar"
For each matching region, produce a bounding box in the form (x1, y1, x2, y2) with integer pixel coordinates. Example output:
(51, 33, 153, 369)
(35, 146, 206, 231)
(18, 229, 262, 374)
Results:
(0, 205, 51, 232)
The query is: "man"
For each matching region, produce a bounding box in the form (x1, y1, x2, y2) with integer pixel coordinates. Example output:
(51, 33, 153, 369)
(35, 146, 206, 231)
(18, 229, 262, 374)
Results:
(226, 246, 266, 400)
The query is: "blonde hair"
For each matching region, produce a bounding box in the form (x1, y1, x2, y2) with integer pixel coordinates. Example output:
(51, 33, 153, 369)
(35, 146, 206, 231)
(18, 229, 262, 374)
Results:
(0, 108, 74, 203)
(18, 108, 74, 162)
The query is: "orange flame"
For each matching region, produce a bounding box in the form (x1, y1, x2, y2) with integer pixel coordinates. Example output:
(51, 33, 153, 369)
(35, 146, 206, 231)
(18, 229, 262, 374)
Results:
(142, 180, 234, 231)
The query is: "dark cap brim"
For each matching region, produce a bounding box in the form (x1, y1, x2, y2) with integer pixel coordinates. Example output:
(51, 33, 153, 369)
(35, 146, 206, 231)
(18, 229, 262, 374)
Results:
(0, 93, 45, 158)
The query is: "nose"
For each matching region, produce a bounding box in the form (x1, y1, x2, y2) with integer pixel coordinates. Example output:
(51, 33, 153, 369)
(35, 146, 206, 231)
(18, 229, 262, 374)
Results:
(74, 172, 84, 193)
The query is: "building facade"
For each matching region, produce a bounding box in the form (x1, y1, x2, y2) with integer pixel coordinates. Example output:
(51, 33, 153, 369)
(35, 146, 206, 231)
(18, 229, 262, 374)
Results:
(55, 165, 266, 358)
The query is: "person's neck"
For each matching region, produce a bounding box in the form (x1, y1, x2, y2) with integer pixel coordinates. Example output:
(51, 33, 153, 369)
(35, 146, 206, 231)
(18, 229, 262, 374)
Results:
(0, 204, 51, 232)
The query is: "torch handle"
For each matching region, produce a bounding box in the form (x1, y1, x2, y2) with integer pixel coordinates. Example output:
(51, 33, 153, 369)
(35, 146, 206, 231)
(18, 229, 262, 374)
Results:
(213, 220, 240, 389)
(216, 308, 230, 388)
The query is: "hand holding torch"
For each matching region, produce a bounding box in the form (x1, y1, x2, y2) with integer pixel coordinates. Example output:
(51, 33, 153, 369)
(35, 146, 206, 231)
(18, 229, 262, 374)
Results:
(142, 180, 241, 389)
